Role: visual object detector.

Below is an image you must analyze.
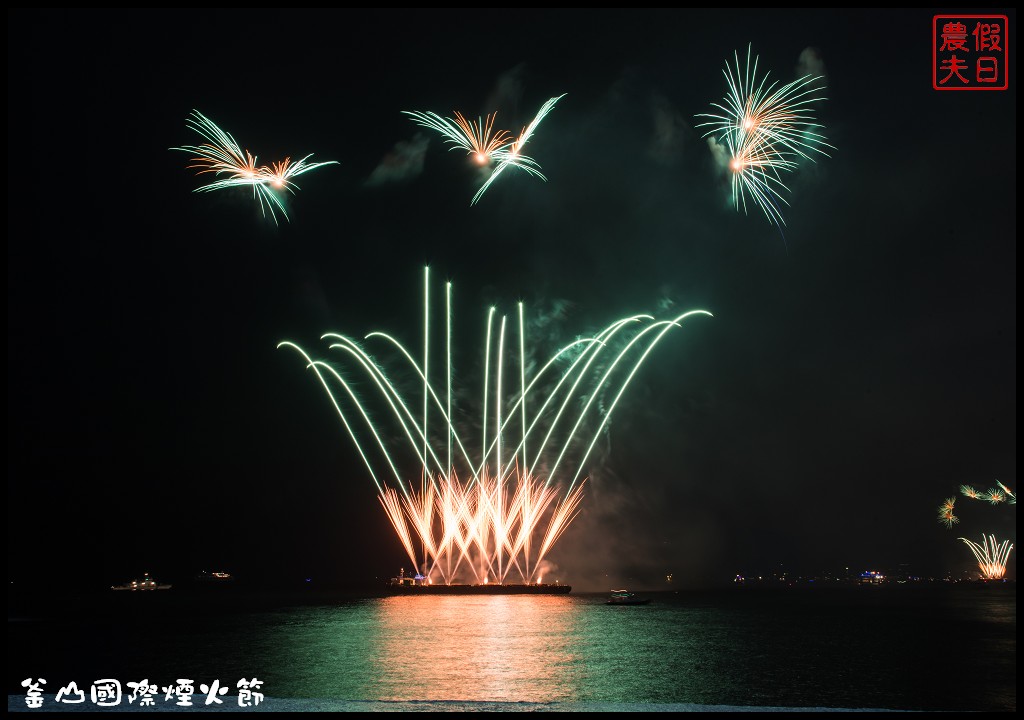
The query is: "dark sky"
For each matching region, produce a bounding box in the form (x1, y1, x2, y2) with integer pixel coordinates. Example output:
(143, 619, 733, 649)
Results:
(8, 8, 1016, 591)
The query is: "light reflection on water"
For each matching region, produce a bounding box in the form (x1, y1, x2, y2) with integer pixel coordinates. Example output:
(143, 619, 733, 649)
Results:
(268, 596, 592, 702)
(258, 587, 1016, 710)
(372, 596, 581, 702)
(269, 594, 668, 703)
(15, 586, 1003, 709)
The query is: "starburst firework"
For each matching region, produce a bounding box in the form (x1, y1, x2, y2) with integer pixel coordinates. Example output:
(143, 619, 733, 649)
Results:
(171, 110, 336, 224)
(404, 94, 565, 206)
(696, 44, 832, 228)
(937, 497, 959, 528)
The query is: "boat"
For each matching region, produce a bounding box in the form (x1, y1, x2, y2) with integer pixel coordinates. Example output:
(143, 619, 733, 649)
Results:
(386, 582, 572, 595)
(111, 572, 171, 591)
(385, 569, 571, 595)
(606, 589, 650, 605)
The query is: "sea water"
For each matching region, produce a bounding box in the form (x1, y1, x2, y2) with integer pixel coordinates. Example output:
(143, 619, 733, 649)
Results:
(7, 584, 1015, 712)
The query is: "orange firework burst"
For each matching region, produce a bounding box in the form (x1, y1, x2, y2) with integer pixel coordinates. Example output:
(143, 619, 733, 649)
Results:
(403, 108, 512, 165)
(960, 484, 982, 500)
(451, 111, 512, 165)
(959, 534, 1014, 579)
(937, 497, 959, 528)
(171, 110, 336, 224)
(378, 469, 584, 585)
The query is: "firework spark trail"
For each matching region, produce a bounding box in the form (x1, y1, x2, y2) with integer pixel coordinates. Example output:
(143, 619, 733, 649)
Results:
(171, 109, 337, 225)
(563, 310, 715, 495)
(379, 488, 417, 567)
(696, 44, 832, 228)
(176, 110, 260, 181)
(721, 133, 794, 229)
(959, 534, 1014, 579)
(504, 472, 559, 579)
(280, 269, 711, 583)
(996, 481, 1016, 504)
(537, 481, 585, 562)
(471, 94, 566, 206)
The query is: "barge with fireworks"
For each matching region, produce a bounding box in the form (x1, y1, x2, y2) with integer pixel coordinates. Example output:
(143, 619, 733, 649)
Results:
(386, 569, 570, 595)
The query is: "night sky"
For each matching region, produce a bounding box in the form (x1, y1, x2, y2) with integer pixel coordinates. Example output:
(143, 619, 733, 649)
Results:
(8, 9, 1016, 591)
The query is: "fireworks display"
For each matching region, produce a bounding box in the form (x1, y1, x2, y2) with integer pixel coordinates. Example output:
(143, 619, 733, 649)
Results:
(403, 94, 565, 205)
(160, 42, 1003, 589)
(959, 534, 1014, 579)
(696, 44, 832, 228)
(280, 268, 711, 584)
(939, 480, 1015, 577)
(171, 110, 337, 225)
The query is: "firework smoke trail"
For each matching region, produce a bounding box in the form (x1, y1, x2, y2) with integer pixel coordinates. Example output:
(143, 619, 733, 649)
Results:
(280, 268, 711, 583)
(696, 44, 832, 228)
(959, 534, 1014, 579)
(471, 94, 567, 206)
(171, 110, 337, 225)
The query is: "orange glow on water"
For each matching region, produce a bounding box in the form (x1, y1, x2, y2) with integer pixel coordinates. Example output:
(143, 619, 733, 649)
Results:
(374, 596, 578, 702)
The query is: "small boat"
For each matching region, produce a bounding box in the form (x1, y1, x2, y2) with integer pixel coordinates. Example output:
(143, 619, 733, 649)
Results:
(111, 572, 171, 591)
(606, 589, 650, 605)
